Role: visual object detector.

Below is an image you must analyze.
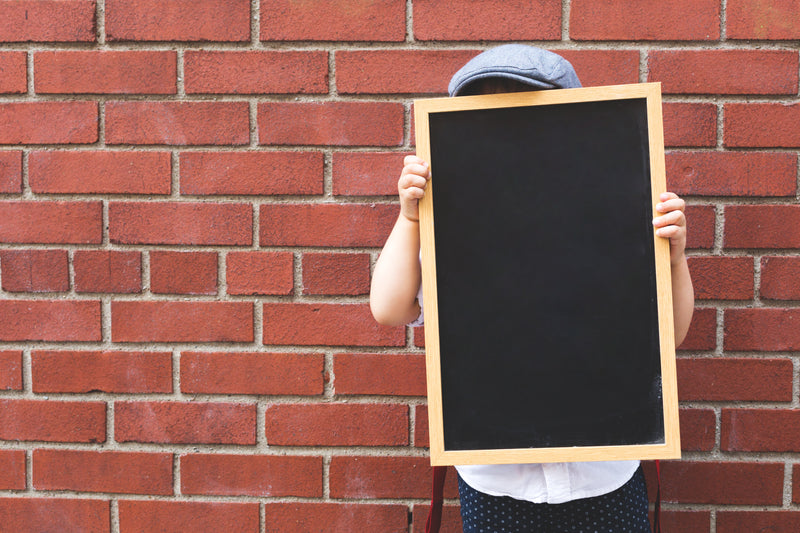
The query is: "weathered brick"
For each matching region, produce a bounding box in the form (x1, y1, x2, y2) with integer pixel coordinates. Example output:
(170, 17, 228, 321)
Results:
(654, 511, 711, 533)
(761, 256, 800, 300)
(412, 504, 465, 533)
(663, 103, 717, 148)
(0, 399, 105, 442)
(0, 201, 102, 244)
(302, 253, 370, 295)
(149, 251, 217, 295)
(74, 250, 142, 294)
(0, 351, 22, 390)
(264, 503, 408, 533)
(727, 0, 800, 40)
(119, 501, 259, 533)
(0, 52, 26, 93)
(677, 357, 793, 402)
(334, 353, 426, 396)
(0, 102, 97, 144)
(0, 151, 22, 193)
(226, 251, 294, 296)
(657, 461, 783, 505)
(722, 409, 800, 452)
(331, 152, 406, 196)
(680, 408, 716, 452)
(0, 249, 69, 292)
(556, 50, 640, 86)
(0, 498, 109, 533)
(725, 308, 800, 351)
(685, 205, 715, 249)
(0, 0, 95, 42)
(725, 103, 800, 147)
(330, 456, 459, 499)
(687, 256, 754, 300)
(677, 307, 716, 351)
(0, 450, 25, 490)
(725, 205, 800, 249)
(0, 300, 101, 342)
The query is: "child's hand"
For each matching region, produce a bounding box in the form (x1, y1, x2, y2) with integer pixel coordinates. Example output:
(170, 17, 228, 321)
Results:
(653, 191, 687, 264)
(398, 155, 430, 222)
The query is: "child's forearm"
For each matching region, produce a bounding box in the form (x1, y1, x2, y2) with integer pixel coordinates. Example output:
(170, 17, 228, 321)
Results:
(370, 214, 422, 326)
(671, 254, 694, 346)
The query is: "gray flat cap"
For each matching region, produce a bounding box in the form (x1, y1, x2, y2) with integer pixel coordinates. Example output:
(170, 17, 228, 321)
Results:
(448, 44, 582, 97)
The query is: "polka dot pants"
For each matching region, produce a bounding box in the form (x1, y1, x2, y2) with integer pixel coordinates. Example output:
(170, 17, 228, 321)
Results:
(457, 466, 651, 533)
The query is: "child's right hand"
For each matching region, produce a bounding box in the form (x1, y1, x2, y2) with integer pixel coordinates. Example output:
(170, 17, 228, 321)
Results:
(398, 155, 430, 222)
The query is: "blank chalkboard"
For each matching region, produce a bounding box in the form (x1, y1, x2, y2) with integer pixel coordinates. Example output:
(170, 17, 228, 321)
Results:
(414, 83, 680, 466)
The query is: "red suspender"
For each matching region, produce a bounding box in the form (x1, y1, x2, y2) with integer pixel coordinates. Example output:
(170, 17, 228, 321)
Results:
(426, 466, 448, 533)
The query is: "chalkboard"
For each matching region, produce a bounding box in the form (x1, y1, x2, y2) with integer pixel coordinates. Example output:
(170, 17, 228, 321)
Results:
(414, 83, 680, 466)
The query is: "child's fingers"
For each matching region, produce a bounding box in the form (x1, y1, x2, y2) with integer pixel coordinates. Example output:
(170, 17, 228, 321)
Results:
(652, 209, 685, 228)
(655, 224, 685, 238)
(655, 197, 685, 215)
(398, 171, 428, 193)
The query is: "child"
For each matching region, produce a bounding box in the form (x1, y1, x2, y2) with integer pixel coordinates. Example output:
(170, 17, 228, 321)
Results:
(370, 45, 694, 533)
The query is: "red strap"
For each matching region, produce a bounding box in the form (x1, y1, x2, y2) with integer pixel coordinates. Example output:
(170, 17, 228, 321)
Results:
(653, 460, 662, 533)
(426, 466, 448, 533)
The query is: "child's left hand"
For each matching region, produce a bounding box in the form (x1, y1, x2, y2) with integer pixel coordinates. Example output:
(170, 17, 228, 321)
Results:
(652, 191, 687, 265)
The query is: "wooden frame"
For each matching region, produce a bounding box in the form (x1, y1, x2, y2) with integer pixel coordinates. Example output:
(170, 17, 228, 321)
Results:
(414, 83, 680, 466)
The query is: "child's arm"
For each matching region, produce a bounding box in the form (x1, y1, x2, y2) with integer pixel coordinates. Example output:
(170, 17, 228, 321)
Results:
(652, 192, 694, 345)
(370, 155, 431, 326)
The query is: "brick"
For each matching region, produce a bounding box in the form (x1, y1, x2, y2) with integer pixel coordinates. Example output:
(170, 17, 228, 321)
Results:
(74, 250, 142, 294)
(725, 205, 800, 249)
(35, 51, 176, 94)
(106, 101, 249, 146)
(0, 0, 95, 42)
(684, 205, 715, 249)
(415, 405, 430, 448)
(0, 52, 26, 93)
(413, 0, 561, 41)
(264, 503, 408, 533)
(258, 102, 403, 146)
(570, 0, 720, 40)
(0, 102, 97, 144)
(0, 351, 22, 390)
(119, 501, 259, 533)
(678, 357, 793, 402)
(655, 511, 711, 533)
(262, 303, 404, 347)
(265, 403, 408, 446)
(330, 456, 459, 499)
(793, 466, 800, 503)
(30, 150, 171, 195)
(727, 0, 800, 39)
(677, 307, 716, 351)
(106, 0, 249, 42)
(116, 401, 256, 445)
(32, 351, 172, 394)
(334, 353, 426, 396)
(180, 352, 324, 396)
(34, 449, 172, 495)
(226, 251, 294, 296)
(0, 450, 25, 489)
(112, 301, 253, 343)
(657, 461, 783, 505)
(725, 103, 800, 147)
(0, 249, 69, 292)
(260, 0, 405, 42)
(725, 309, 800, 351)
(185, 51, 327, 94)
(0, 300, 101, 342)
(0, 498, 109, 533)
(180, 151, 324, 196)
(761, 256, 800, 300)
(649, 50, 798, 95)
(109, 202, 252, 245)
(412, 504, 471, 533)
(0, 201, 102, 244)
(0, 399, 105, 442)
(663, 103, 716, 148)
(181, 454, 322, 497)
(0, 151, 22, 193)
(332, 152, 406, 196)
(556, 50, 640, 86)
(722, 409, 800, 452)
(666, 151, 796, 197)
(302, 253, 370, 295)
(150, 251, 217, 295)
(719, 511, 800, 533)
(260, 203, 396, 247)
(679, 408, 715, 452)
(687, 256, 753, 300)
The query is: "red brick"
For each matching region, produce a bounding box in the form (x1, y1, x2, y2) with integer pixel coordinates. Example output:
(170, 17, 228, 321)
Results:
(725, 308, 800, 351)
(727, 0, 800, 40)
(32, 351, 172, 394)
(30, 150, 171, 195)
(412, 504, 464, 533)
(684, 205, 715, 250)
(332, 152, 406, 196)
(413, 0, 561, 41)
(722, 409, 800, 452)
(0, 498, 109, 533)
(761, 256, 800, 300)
(180, 352, 324, 396)
(0, 399, 105, 442)
(119, 501, 259, 533)
(262, 303, 404, 346)
(260, 0, 405, 42)
(258, 102, 403, 146)
(0, 52, 26, 93)
(330, 456, 459, 499)
(687, 256, 754, 300)
(106, 101, 249, 146)
(650, 50, 798, 95)
(679, 408, 716, 452)
(112, 301, 253, 343)
(302, 253, 370, 295)
(725, 103, 800, 147)
(185, 51, 327, 94)
(0, 300, 101, 342)
(655, 511, 711, 533)
(415, 405, 430, 447)
(719, 511, 800, 533)
(265, 403, 408, 446)
(0, 351, 22, 390)
(0, 201, 102, 244)
(0, 0, 95, 42)
(34, 449, 172, 495)
(571, 0, 720, 40)
(556, 50, 640, 86)
(677, 307, 716, 351)
(259, 203, 396, 247)
(180, 151, 323, 196)
(666, 151, 796, 197)
(74, 250, 142, 294)
(334, 353, 426, 396)
(678, 357, 793, 402)
(181, 454, 322, 497)
(0, 151, 22, 193)
(35, 51, 176, 94)
(264, 503, 408, 532)
(663, 103, 717, 148)
(793, 466, 800, 503)
(0, 450, 25, 489)
(226, 251, 294, 296)
(116, 401, 256, 445)
(725, 205, 800, 249)
(106, 0, 249, 42)
(657, 461, 783, 505)
(109, 202, 251, 245)
(0, 102, 97, 144)
(150, 251, 217, 295)
(0, 249, 69, 292)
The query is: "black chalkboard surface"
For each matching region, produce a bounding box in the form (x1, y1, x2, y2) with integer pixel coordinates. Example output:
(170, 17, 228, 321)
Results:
(414, 83, 680, 466)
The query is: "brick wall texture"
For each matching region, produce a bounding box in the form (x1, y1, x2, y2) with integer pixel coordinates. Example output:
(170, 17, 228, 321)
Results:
(0, 1, 798, 532)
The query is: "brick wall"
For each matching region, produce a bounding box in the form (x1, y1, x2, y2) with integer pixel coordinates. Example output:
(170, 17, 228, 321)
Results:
(0, 1, 798, 531)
